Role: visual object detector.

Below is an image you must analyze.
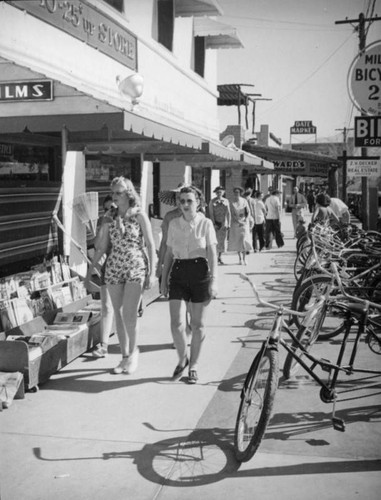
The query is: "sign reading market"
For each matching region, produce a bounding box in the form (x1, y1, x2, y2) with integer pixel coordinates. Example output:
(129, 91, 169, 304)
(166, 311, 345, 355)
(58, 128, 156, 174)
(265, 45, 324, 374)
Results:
(290, 121, 317, 135)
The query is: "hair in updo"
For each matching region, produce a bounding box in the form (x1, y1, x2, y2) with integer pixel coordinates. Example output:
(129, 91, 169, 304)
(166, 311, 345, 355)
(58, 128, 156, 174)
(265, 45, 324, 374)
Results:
(110, 177, 141, 207)
(315, 192, 331, 208)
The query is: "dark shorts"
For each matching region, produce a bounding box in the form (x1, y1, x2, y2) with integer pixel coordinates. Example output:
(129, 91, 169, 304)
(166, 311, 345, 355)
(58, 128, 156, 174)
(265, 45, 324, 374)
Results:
(169, 258, 211, 303)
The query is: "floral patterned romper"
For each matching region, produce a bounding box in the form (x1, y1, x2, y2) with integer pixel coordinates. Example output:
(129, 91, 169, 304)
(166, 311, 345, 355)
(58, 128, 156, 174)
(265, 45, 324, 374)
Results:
(105, 212, 148, 285)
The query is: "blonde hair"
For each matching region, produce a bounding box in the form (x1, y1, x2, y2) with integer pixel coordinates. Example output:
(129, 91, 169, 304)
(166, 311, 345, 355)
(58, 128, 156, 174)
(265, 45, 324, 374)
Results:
(110, 176, 141, 207)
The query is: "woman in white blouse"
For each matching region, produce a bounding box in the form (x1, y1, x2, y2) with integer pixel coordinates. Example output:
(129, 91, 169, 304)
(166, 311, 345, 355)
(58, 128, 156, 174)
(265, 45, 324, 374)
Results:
(160, 186, 218, 384)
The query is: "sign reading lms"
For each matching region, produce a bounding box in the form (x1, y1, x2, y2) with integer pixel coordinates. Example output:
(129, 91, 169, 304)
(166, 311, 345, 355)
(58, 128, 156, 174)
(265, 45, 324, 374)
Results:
(290, 121, 317, 134)
(0, 81, 53, 102)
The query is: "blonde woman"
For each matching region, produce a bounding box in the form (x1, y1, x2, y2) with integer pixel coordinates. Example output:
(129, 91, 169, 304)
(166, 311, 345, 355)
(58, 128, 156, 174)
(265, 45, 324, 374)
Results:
(86, 177, 156, 374)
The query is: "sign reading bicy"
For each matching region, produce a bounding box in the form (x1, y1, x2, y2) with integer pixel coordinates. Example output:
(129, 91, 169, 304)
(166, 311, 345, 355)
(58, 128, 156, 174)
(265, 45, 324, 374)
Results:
(290, 121, 317, 134)
(348, 41, 381, 116)
(9, 0, 137, 70)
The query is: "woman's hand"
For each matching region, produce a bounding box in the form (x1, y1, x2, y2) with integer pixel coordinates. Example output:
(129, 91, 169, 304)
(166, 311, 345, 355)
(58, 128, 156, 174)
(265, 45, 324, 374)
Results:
(209, 279, 218, 299)
(160, 279, 169, 297)
(144, 273, 156, 290)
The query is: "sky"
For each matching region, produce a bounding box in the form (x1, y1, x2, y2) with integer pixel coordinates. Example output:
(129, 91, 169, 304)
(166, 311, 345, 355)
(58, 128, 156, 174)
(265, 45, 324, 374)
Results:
(216, 0, 381, 145)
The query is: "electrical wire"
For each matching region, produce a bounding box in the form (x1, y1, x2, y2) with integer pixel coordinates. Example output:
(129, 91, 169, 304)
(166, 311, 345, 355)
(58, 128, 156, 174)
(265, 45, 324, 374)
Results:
(258, 32, 355, 116)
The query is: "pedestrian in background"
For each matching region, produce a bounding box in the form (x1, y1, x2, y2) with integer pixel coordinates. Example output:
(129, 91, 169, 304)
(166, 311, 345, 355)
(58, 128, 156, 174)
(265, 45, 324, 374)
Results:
(86, 177, 156, 375)
(228, 187, 252, 265)
(311, 192, 340, 226)
(87, 194, 115, 358)
(289, 186, 308, 237)
(265, 189, 284, 249)
(208, 186, 231, 265)
(160, 185, 218, 385)
(252, 191, 266, 252)
(306, 185, 316, 213)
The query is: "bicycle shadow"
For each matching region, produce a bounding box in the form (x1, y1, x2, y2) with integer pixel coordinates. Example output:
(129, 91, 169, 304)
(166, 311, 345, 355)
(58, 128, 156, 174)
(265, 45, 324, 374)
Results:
(32, 423, 381, 487)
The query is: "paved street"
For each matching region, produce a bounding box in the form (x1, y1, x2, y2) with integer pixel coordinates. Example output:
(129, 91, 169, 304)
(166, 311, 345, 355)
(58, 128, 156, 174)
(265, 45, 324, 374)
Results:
(1, 213, 381, 500)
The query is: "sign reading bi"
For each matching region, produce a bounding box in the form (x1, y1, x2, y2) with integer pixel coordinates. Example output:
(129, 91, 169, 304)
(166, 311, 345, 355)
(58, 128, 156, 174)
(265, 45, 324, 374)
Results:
(348, 41, 381, 116)
(355, 116, 381, 147)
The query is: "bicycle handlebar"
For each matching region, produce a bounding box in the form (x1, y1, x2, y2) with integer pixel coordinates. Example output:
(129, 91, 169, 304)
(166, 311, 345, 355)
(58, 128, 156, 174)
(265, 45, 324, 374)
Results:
(240, 273, 312, 317)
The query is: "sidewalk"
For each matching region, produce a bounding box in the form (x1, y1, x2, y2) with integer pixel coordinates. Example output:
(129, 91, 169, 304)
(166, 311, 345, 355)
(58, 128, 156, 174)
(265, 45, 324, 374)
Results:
(1, 213, 380, 500)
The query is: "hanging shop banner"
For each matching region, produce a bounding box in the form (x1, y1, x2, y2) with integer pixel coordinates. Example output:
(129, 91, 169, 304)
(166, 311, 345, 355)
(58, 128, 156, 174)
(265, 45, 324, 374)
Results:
(290, 121, 317, 134)
(0, 80, 53, 102)
(9, 0, 137, 70)
(348, 40, 381, 116)
(272, 160, 329, 177)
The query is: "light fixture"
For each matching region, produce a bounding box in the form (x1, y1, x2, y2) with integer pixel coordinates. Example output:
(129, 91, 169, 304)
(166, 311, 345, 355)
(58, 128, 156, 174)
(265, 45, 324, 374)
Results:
(116, 73, 144, 105)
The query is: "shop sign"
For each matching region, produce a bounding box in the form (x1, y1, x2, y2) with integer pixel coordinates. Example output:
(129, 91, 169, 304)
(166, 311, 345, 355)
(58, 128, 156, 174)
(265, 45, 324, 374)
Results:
(347, 157, 380, 177)
(290, 121, 317, 134)
(0, 143, 14, 156)
(0, 80, 53, 102)
(272, 159, 329, 177)
(348, 40, 381, 116)
(354, 116, 381, 147)
(9, 0, 137, 70)
(273, 160, 306, 172)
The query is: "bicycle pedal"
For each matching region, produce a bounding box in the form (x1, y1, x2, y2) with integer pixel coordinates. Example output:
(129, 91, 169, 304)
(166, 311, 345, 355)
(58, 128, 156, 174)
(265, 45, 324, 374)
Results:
(332, 417, 346, 432)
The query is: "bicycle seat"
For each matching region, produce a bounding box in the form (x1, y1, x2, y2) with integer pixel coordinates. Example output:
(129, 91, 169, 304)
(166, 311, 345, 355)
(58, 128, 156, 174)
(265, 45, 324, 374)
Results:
(342, 302, 368, 316)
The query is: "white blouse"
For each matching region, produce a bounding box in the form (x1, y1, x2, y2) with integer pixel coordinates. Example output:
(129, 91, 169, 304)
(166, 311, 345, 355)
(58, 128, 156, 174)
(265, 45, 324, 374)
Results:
(167, 213, 217, 259)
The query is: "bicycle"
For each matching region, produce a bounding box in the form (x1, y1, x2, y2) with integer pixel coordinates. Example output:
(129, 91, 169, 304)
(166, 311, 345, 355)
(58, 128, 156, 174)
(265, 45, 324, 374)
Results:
(234, 271, 381, 463)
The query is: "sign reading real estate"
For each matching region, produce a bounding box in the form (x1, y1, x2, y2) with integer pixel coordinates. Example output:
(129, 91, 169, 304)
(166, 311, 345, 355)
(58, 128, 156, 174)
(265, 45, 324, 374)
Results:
(354, 116, 381, 147)
(290, 121, 317, 134)
(0, 81, 53, 102)
(348, 40, 381, 116)
(9, 0, 137, 70)
(347, 158, 380, 177)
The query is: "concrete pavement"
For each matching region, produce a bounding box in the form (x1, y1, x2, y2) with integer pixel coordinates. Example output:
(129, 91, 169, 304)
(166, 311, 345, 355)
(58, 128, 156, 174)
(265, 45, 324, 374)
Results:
(1, 213, 381, 500)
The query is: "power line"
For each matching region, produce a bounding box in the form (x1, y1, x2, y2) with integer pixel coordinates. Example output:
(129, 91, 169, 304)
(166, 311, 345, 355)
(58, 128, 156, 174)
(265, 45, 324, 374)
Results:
(257, 32, 354, 117)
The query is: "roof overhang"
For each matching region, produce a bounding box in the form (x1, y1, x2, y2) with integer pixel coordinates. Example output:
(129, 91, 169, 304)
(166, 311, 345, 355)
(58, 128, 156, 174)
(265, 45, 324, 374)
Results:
(194, 18, 243, 49)
(243, 142, 341, 177)
(175, 0, 223, 17)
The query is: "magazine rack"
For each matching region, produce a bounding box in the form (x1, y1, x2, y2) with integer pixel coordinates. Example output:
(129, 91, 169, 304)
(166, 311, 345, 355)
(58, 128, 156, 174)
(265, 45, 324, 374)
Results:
(0, 295, 101, 392)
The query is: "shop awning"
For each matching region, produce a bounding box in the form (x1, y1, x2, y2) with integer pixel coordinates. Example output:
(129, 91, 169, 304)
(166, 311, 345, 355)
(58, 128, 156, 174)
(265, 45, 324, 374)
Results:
(243, 141, 341, 177)
(175, 0, 223, 17)
(193, 18, 243, 49)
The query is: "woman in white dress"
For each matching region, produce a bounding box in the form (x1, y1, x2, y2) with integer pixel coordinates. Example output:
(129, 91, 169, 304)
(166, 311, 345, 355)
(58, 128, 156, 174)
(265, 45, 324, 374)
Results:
(228, 187, 252, 265)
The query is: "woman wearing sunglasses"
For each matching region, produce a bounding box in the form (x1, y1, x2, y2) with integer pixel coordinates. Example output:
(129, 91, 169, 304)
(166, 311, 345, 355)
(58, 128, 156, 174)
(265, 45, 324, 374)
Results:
(160, 186, 218, 384)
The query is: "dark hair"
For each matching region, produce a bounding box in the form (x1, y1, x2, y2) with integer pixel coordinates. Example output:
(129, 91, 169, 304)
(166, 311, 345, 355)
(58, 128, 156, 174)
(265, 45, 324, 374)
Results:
(103, 194, 113, 208)
(233, 186, 244, 194)
(213, 186, 225, 193)
(316, 192, 331, 207)
(255, 191, 263, 198)
(244, 188, 253, 197)
(272, 189, 281, 195)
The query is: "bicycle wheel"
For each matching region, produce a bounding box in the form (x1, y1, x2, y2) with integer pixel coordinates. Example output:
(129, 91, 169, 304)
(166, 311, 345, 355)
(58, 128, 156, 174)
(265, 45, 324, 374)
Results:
(291, 275, 345, 340)
(294, 246, 311, 280)
(283, 302, 326, 379)
(234, 347, 279, 463)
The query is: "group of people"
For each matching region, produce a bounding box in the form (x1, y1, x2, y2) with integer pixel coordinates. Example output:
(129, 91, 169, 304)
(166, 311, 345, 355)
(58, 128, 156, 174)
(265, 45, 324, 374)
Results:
(86, 178, 217, 385)
(208, 186, 285, 265)
(85, 176, 350, 385)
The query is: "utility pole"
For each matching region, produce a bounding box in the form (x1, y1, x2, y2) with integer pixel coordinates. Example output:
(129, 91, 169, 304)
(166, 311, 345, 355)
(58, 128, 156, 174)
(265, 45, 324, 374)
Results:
(335, 11, 381, 229)
(335, 126, 354, 204)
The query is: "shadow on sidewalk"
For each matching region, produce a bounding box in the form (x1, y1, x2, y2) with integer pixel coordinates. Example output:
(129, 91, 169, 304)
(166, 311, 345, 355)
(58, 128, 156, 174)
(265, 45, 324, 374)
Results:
(32, 422, 381, 487)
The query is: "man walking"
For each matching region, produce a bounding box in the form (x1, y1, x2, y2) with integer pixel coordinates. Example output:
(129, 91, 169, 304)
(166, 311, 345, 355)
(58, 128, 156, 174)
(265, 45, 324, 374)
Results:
(289, 186, 307, 237)
(265, 189, 284, 249)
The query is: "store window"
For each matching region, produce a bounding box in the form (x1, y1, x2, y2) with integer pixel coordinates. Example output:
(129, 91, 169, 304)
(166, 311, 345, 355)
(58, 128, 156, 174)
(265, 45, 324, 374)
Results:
(102, 0, 124, 13)
(157, 0, 174, 51)
(0, 141, 59, 184)
(85, 154, 141, 189)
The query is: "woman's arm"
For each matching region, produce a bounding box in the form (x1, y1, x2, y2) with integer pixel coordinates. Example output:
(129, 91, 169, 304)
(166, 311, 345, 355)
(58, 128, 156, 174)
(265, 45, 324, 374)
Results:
(160, 246, 174, 296)
(84, 223, 110, 286)
(137, 212, 157, 289)
(226, 201, 231, 227)
(207, 243, 218, 298)
(208, 200, 215, 225)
